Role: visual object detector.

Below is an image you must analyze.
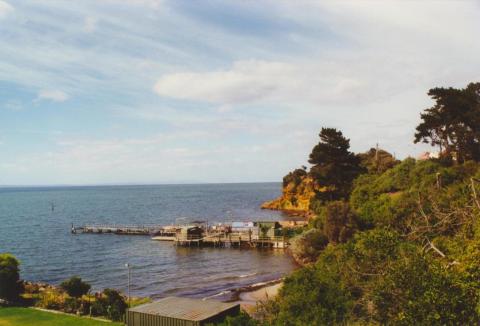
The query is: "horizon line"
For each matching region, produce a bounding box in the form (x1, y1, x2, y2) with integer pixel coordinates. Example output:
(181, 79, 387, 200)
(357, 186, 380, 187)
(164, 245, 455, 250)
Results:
(0, 181, 281, 188)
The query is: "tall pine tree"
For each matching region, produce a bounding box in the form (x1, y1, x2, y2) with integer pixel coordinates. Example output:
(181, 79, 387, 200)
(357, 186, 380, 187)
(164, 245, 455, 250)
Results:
(308, 128, 362, 201)
(414, 82, 480, 163)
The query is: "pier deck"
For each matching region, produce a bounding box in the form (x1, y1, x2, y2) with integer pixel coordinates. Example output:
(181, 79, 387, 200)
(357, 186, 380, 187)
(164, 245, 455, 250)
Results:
(173, 232, 288, 249)
(72, 223, 293, 249)
(71, 224, 168, 236)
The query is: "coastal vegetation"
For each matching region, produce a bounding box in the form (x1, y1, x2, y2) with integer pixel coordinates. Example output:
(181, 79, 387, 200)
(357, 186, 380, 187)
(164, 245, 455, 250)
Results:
(0, 254, 23, 303)
(0, 307, 123, 326)
(257, 82, 480, 325)
(0, 258, 130, 323)
(60, 277, 91, 299)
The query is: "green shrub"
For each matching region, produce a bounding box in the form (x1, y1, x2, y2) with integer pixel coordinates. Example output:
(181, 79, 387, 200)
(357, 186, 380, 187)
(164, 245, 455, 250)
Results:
(207, 311, 259, 326)
(323, 201, 358, 243)
(289, 229, 328, 264)
(37, 290, 65, 310)
(0, 253, 23, 302)
(63, 297, 78, 313)
(96, 288, 127, 321)
(373, 254, 480, 325)
(268, 266, 352, 325)
(60, 276, 91, 298)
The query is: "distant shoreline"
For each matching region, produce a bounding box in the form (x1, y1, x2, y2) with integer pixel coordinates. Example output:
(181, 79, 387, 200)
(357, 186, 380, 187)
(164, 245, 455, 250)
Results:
(0, 181, 282, 189)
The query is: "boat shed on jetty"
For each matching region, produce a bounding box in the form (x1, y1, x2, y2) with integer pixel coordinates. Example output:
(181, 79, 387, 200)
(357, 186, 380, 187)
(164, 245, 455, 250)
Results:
(231, 221, 282, 238)
(125, 297, 240, 326)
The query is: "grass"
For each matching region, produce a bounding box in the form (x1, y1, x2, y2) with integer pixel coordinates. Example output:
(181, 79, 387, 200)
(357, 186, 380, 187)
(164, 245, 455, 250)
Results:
(0, 307, 123, 326)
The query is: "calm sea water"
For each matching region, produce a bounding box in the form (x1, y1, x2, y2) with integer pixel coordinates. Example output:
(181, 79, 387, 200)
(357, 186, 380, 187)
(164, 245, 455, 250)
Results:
(0, 183, 296, 300)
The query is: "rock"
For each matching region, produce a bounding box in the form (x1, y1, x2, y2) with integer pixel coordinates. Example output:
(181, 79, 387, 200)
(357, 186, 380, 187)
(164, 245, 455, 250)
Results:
(261, 175, 319, 218)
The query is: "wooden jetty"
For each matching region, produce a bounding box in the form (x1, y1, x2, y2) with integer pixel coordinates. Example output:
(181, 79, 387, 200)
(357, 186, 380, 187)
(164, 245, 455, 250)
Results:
(71, 220, 300, 249)
(71, 224, 170, 236)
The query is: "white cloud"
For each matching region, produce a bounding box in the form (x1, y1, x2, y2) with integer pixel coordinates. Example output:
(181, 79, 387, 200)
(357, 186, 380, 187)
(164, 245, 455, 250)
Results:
(153, 1, 480, 109)
(104, 0, 164, 9)
(0, 0, 13, 19)
(37, 89, 69, 102)
(1, 0, 480, 185)
(83, 16, 97, 33)
(153, 58, 415, 107)
(154, 60, 295, 105)
(154, 60, 364, 105)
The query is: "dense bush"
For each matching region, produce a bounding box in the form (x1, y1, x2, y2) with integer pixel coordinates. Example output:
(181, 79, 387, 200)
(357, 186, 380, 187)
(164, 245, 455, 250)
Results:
(60, 276, 91, 298)
(0, 253, 23, 302)
(207, 311, 260, 326)
(37, 290, 65, 310)
(266, 266, 352, 325)
(261, 88, 480, 323)
(289, 229, 328, 264)
(92, 288, 127, 321)
(373, 254, 480, 325)
(264, 157, 480, 324)
(323, 201, 358, 243)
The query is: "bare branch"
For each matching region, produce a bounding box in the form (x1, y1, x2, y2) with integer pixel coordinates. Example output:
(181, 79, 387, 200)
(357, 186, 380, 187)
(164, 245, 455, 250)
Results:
(471, 177, 480, 210)
(424, 237, 445, 258)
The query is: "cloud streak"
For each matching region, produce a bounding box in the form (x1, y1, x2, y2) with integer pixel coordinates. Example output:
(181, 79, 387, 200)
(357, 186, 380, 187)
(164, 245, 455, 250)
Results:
(37, 89, 69, 102)
(0, 0, 479, 185)
(0, 0, 12, 18)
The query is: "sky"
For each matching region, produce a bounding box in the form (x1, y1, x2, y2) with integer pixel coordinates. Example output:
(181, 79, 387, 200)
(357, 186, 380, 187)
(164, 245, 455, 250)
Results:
(0, 0, 479, 185)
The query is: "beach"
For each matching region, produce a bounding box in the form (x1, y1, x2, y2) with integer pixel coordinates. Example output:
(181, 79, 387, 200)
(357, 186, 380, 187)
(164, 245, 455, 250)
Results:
(235, 282, 283, 314)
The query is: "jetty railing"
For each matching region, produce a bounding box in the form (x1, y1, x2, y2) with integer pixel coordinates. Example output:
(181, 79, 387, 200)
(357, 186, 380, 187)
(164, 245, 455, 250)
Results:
(71, 224, 166, 235)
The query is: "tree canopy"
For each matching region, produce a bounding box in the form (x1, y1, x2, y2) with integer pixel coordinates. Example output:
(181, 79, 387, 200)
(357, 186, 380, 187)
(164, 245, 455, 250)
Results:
(414, 82, 480, 163)
(308, 128, 363, 201)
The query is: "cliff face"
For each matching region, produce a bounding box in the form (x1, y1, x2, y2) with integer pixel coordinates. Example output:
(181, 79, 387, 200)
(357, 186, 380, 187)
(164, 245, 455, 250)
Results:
(261, 174, 318, 215)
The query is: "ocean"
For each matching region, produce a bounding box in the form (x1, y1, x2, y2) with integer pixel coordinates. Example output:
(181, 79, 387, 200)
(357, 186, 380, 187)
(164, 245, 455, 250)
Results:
(0, 183, 297, 300)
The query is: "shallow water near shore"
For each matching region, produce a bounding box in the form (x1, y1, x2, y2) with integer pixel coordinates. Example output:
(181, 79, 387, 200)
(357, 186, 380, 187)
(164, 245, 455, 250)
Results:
(0, 183, 297, 300)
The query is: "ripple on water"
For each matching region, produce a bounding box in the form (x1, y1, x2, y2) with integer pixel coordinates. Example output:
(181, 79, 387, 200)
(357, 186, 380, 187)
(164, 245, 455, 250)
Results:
(0, 184, 296, 298)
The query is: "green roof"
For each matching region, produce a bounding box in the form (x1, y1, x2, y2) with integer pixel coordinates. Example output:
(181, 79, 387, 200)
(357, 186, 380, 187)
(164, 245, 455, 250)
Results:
(128, 297, 239, 322)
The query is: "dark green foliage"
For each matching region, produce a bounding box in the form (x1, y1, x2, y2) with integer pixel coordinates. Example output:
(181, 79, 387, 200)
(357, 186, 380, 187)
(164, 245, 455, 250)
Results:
(282, 167, 307, 187)
(414, 82, 480, 163)
(0, 253, 23, 302)
(207, 311, 259, 326)
(269, 157, 480, 324)
(373, 254, 480, 325)
(60, 277, 91, 298)
(99, 288, 127, 321)
(323, 201, 358, 243)
(309, 128, 363, 201)
(268, 266, 352, 326)
(266, 86, 480, 323)
(63, 297, 78, 313)
(350, 159, 480, 234)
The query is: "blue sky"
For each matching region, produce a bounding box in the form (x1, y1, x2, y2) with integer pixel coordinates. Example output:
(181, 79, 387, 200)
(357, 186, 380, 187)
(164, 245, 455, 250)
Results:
(1, 0, 479, 185)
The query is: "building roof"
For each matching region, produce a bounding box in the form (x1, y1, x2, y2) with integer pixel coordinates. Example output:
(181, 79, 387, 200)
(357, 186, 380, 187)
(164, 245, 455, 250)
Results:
(128, 297, 239, 321)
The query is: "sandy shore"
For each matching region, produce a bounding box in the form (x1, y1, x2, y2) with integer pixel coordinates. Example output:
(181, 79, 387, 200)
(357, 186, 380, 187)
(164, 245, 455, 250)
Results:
(234, 282, 283, 314)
